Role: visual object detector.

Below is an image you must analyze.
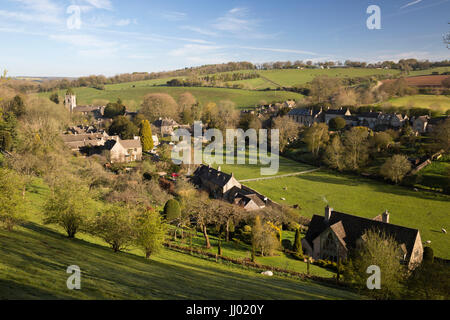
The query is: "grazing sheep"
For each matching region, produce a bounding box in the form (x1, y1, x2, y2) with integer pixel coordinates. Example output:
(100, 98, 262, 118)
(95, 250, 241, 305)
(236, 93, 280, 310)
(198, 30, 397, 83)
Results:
(442, 228, 447, 234)
(281, 197, 286, 201)
(426, 240, 432, 244)
(261, 271, 273, 276)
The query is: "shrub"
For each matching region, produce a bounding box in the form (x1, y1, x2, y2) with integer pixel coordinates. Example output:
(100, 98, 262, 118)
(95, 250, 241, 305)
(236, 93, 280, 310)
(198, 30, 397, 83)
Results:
(163, 199, 181, 222)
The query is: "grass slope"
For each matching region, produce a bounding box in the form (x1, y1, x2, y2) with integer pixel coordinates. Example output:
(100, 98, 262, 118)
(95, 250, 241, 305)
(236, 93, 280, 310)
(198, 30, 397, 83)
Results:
(257, 68, 400, 87)
(0, 179, 360, 300)
(387, 95, 450, 110)
(40, 85, 303, 110)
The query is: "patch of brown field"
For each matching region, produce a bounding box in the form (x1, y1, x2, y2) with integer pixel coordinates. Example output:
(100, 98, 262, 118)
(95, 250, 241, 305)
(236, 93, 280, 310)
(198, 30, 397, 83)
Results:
(382, 75, 449, 88)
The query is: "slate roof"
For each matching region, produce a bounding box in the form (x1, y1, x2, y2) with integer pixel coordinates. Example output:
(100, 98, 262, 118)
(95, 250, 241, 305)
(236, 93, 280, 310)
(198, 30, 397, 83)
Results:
(153, 118, 179, 127)
(358, 112, 381, 119)
(325, 108, 350, 115)
(193, 165, 234, 188)
(288, 108, 322, 117)
(304, 210, 419, 261)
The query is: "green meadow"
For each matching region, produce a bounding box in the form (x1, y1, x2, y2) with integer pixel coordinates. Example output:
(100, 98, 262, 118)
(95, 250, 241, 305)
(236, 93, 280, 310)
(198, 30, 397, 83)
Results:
(214, 159, 450, 259)
(387, 94, 450, 110)
(39, 85, 303, 110)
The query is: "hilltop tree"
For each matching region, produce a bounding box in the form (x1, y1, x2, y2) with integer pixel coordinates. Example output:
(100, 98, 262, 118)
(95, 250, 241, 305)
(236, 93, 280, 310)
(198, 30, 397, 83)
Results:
(380, 154, 412, 184)
(139, 119, 153, 152)
(0, 168, 25, 230)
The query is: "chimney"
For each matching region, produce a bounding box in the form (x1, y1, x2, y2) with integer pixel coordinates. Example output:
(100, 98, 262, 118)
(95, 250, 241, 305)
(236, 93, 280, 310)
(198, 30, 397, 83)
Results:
(325, 206, 333, 223)
(382, 210, 390, 223)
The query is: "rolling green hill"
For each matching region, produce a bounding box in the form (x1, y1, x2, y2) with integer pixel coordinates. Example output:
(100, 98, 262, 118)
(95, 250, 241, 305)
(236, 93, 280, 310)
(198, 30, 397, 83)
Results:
(39, 85, 303, 110)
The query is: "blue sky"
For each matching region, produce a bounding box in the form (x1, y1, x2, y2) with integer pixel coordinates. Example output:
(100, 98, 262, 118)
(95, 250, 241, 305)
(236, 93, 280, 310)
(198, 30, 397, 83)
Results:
(0, 0, 449, 77)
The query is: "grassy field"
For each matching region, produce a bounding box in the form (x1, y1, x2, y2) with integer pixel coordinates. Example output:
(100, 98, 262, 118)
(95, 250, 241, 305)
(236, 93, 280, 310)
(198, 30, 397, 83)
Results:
(409, 67, 450, 76)
(214, 159, 450, 259)
(0, 180, 360, 300)
(387, 95, 450, 110)
(39, 85, 303, 110)
(256, 68, 400, 87)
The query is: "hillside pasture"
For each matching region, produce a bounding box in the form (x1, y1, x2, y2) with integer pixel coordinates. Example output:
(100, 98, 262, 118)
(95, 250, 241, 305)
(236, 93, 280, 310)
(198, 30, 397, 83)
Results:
(215, 161, 450, 259)
(39, 85, 303, 110)
(386, 95, 450, 110)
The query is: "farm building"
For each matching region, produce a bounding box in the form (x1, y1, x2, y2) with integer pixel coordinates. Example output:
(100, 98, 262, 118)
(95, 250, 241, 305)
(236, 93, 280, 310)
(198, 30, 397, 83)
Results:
(302, 206, 423, 269)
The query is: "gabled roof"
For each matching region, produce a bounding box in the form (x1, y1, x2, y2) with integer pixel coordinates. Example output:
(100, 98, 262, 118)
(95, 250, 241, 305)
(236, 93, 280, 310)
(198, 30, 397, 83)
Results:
(120, 139, 141, 149)
(357, 112, 381, 119)
(153, 118, 179, 127)
(325, 108, 350, 115)
(304, 210, 419, 261)
(194, 165, 234, 188)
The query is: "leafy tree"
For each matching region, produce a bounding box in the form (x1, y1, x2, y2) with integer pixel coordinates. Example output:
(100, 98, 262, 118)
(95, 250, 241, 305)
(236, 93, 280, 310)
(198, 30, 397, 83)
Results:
(0, 168, 25, 230)
(372, 132, 393, 153)
(328, 117, 346, 131)
(251, 215, 280, 256)
(342, 127, 369, 170)
(309, 75, 341, 104)
(43, 178, 94, 238)
(164, 199, 181, 222)
(302, 123, 330, 158)
(293, 228, 303, 255)
(104, 99, 126, 118)
(380, 154, 412, 184)
(272, 116, 300, 152)
(140, 93, 179, 122)
(139, 119, 154, 152)
(92, 203, 135, 252)
(343, 229, 406, 300)
(108, 115, 139, 139)
(323, 135, 345, 171)
(431, 118, 450, 152)
(134, 209, 167, 258)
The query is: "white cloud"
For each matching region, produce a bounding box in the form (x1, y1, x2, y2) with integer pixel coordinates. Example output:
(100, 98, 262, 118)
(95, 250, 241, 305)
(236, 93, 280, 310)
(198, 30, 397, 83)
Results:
(2, 0, 63, 24)
(161, 11, 187, 21)
(116, 19, 131, 27)
(81, 0, 113, 11)
(400, 0, 423, 9)
(49, 33, 117, 48)
(169, 44, 222, 57)
(240, 46, 317, 56)
(181, 26, 217, 37)
(213, 7, 256, 33)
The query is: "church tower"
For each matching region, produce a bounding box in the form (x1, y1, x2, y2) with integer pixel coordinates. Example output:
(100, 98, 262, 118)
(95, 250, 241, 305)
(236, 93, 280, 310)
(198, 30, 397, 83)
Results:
(64, 90, 76, 113)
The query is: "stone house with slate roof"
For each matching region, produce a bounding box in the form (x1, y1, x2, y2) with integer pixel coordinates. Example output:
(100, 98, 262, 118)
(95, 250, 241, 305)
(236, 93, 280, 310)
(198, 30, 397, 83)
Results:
(302, 206, 423, 269)
(288, 107, 323, 127)
(193, 165, 266, 211)
(324, 107, 352, 125)
(104, 136, 142, 163)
